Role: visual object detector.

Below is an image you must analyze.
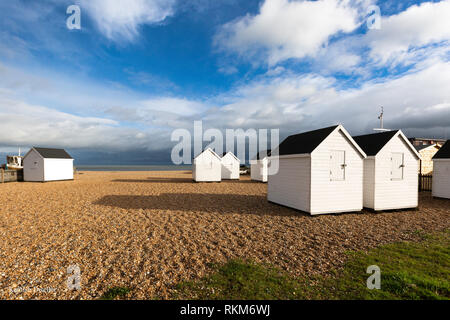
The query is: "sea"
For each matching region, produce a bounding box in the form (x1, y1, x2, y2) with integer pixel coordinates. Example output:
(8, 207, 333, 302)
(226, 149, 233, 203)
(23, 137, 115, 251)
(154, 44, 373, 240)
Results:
(75, 165, 192, 172)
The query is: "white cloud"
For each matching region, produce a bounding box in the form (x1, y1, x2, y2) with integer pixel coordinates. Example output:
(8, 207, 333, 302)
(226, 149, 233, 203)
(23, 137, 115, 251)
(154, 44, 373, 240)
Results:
(199, 59, 450, 139)
(80, 0, 176, 42)
(367, 0, 450, 63)
(215, 0, 361, 65)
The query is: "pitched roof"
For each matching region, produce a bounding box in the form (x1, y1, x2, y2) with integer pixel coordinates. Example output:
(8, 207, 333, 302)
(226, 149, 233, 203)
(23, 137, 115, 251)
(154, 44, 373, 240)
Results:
(276, 125, 339, 156)
(194, 148, 222, 160)
(433, 140, 450, 159)
(254, 150, 271, 160)
(33, 147, 73, 159)
(222, 151, 240, 161)
(352, 131, 399, 156)
(414, 144, 438, 152)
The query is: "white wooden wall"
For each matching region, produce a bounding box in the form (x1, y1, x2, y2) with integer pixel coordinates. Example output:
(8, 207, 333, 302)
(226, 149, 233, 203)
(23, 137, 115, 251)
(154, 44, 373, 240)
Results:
(267, 157, 311, 213)
(372, 136, 419, 210)
(44, 159, 74, 181)
(193, 150, 222, 182)
(310, 129, 364, 214)
(432, 160, 450, 199)
(221, 153, 240, 180)
(23, 149, 44, 182)
(251, 158, 268, 182)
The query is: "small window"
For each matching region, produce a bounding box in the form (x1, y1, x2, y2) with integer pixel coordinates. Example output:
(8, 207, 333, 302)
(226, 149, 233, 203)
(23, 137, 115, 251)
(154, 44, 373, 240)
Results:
(391, 153, 404, 180)
(330, 150, 346, 181)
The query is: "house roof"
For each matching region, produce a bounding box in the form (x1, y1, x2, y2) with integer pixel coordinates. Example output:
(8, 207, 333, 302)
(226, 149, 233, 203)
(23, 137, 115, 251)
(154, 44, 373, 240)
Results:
(353, 130, 421, 159)
(433, 140, 450, 159)
(353, 131, 399, 156)
(222, 151, 240, 161)
(414, 144, 438, 152)
(253, 150, 271, 160)
(275, 125, 339, 156)
(33, 147, 73, 159)
(194, 148, 222, 161)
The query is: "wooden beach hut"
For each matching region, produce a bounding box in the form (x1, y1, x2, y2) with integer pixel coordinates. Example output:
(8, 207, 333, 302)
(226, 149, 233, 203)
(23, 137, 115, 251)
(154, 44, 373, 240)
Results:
(221, 152, 240, 180)
(267, 125, 366, 215)
(192, 148, 222, 182)
(353, 130, 421, 211)
(23, 147, 74, 182)
(250, 150, 271, 182)
(432, 140, 450, 199)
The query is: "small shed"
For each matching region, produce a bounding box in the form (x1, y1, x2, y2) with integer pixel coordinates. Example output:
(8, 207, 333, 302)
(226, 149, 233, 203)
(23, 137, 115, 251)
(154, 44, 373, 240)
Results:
(268, 125, 366, 215)
(221, 152, 240, 180)
(353, 130, 421, 211)
(192, 148, 222, 182)
(432, 140, 450, 199)
(23, 147, 74, 182)
(250, 150, 271, 182)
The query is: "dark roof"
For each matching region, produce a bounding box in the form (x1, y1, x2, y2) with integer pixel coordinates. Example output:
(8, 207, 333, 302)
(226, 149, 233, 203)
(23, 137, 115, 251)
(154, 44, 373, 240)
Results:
(414, 144, 437, 152)
(352, 130, 399, 156)
(275, 125, 338, 156)
(433, 140, 450, 159)
(254, 150, 271, 160)
(33, 147, 73, 159)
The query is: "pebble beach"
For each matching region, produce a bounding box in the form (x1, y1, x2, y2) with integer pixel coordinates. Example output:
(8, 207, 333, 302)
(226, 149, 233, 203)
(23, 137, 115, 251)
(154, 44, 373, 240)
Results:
(0, 171, 449, 299)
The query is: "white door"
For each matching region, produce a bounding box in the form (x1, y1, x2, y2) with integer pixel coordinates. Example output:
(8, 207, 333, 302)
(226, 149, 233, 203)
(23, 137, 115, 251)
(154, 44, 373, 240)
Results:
(330, 150, 346, 181)
(391, 153, 404, 180)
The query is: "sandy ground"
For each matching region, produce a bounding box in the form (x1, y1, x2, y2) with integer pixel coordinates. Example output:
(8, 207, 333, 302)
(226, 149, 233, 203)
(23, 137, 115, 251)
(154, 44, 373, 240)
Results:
(0, 171, 449, 299)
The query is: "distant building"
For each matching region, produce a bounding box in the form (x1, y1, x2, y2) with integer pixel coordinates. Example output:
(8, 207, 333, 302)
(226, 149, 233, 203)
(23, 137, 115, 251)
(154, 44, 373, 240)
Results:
(414, 144, 441, 174)
(408, 137, 446, 147)
(221, 152, 240, 180)
(250, 150, 271, 182)
(23, 147, 74, 182)
(192, 148, 222, 182)
(408, 138, 445, 174)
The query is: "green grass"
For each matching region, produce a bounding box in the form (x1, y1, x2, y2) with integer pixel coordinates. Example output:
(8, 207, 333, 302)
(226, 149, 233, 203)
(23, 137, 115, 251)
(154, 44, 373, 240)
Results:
(174, 231, 450, 300)
(174, 260, 304, 300)
(100, 286, 131, 300)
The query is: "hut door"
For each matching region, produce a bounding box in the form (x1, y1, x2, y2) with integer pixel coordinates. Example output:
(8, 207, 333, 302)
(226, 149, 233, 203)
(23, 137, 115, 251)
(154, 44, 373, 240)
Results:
(391, 153, 404, 180)
(330, 150, 346, 181)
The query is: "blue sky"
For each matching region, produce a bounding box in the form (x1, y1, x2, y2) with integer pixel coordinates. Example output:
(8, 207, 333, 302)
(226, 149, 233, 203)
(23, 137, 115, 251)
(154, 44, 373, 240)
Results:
(0, 0, 449, 164)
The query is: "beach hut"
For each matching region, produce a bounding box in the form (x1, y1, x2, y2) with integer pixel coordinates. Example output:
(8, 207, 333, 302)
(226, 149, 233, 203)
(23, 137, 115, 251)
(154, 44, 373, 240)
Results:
(192, 148, 222, 182)
(250, 150, 271, 182)
(267, 125, 366, 215)
(353, 130, 421, 211)
(432, 140, 450, 199)
(221, 152, 240, 180)
(23, 147, 74, 182)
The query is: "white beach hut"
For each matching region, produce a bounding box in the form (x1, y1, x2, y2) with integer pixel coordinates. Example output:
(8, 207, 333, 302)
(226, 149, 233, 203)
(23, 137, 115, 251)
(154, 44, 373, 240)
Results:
(221, 152, 240, 180)
(23, 147, 74, 182)
(432, 140, 450, 199)
(267, 125, 366, 215)
(192, 148, 222, 182)
(353, 130, 421, 211)
(250, 150, 271, 182)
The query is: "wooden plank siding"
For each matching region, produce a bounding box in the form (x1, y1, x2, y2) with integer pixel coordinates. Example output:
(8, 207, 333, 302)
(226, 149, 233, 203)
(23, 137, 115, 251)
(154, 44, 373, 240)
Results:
(372, 135, 419, 210)
(310, 129, 364, 214)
